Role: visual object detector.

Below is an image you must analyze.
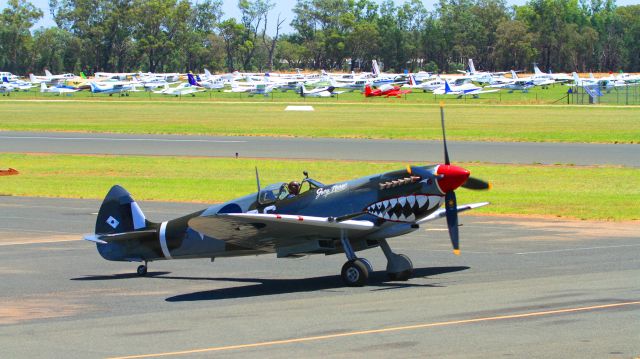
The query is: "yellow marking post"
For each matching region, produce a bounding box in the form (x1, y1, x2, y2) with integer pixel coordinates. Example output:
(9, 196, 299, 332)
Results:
(108, 301, 640, 359)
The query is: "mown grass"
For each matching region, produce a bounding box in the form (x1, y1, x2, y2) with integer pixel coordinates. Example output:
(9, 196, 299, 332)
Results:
(1, 153, 638, 221)
(0, 83, 574, 104)
(1, 100, 638, 143)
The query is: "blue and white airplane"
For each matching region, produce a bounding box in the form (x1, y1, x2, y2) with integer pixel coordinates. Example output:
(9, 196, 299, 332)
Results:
(89, 81, 136, 96)
(434, 79, 499, 98)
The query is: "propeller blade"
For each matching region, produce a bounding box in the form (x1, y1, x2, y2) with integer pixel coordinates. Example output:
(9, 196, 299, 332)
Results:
(444, 190, 460, 255)
(462, 176, 492, 190)
(439, 102, 450, 165)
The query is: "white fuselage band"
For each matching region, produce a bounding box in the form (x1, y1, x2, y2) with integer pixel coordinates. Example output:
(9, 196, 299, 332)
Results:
(159, 221, 172, 259)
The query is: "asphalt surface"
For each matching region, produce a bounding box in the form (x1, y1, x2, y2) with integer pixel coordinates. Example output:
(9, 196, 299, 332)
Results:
(1, 196, 638, 358)
(2, 131, 639, 166)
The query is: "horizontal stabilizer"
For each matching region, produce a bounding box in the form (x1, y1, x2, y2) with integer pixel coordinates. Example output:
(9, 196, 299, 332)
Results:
(416, 202, 490, 224)
(83, 229, 157, 244)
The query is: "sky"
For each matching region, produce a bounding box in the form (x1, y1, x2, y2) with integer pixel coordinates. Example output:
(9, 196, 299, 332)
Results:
(1, 0, 638, 35)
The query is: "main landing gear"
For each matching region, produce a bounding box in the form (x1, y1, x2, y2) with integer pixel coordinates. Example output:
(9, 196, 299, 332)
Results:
(339, 231, 414, 286)
(136, 261, 148, 276)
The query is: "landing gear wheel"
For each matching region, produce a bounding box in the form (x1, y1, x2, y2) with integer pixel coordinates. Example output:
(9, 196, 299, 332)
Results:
(136, 264, 147, 276)
(387, 254, 413, 281)
(341, 259, 369, 287)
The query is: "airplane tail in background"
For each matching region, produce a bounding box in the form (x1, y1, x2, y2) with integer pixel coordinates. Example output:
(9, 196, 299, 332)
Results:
(372, 60, 380, 77)
(80, 72, 87, 79)
(572, 72, 579, 83)
(444, 80, 452, 93)
(533, 64, 543, 75)
(45, 69, 53, 79)
(468, 59, 476, 74)
(40, 82, 47, 92)
(204, 69, 212, 78)
(29, 73, 37, 83)
(364, 84, 372, 96)
(408, 74, 417, 86)
(187, 73, 198, 86)
(511, 70, 518, 79)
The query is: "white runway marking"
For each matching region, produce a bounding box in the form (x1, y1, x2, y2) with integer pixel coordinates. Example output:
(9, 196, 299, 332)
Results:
(515, 243, 640, 255)
(0, 135, 247, 143)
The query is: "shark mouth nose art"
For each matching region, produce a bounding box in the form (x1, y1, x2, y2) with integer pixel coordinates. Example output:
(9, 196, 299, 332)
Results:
(366, 194, 442, 222)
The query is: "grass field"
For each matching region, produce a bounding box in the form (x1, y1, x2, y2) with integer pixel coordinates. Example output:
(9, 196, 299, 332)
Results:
(0, 83, 575, 104)
(1, 100, 639, 143)
(1, 153, 638, 221)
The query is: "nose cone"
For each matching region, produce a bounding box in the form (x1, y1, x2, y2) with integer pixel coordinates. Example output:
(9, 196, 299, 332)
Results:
(436, 165, 470, 193)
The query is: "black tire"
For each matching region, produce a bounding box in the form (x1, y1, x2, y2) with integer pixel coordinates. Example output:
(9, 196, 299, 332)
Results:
(341, 259, 369, 287)
(387, 254, 413, 281)
(136, 265, 147, 276)
(387, 269, 412, 281)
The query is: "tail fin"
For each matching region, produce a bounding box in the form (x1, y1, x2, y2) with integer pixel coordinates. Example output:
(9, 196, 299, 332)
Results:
(95, 185, 149, 235)
(40, 82, 47, 92)
(511, 70, 518, 79)
(204, 69, 211, 78)
(372, 60, 380, 77)
(444, 80, 452, 93)
(572, 72, 579, 83)
(45, 69, 53, 79)
(29, 73, 37, 83)
(89, 82, 98, 93)
(533, 64, 543, 75)
(187, 73, 198, 86)
(364, 84, 372, 96)
(408, 74, 416, 86)
(468, 59, 476, 74)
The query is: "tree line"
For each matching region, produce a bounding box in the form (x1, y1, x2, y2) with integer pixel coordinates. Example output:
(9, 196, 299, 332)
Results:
(1, 0, 639, 75)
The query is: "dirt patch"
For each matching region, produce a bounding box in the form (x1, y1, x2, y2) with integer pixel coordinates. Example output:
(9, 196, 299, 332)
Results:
(0, 298, 86, 325)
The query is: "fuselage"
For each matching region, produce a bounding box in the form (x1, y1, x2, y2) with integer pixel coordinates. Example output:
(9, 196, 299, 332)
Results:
(96, 165, 451, 263)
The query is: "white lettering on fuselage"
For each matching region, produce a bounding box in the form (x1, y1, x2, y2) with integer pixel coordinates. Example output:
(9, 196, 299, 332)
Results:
(315, 183, 348, 199)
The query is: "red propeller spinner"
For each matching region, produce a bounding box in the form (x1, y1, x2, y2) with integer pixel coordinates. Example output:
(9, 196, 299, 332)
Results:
(436, 165, 470, 193)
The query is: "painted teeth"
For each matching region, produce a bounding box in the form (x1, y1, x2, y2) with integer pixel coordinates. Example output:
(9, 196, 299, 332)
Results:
(366, 194, 442, 222)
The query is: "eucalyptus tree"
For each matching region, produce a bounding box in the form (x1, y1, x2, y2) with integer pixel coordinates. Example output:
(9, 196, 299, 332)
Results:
(0, 0, 42, 73)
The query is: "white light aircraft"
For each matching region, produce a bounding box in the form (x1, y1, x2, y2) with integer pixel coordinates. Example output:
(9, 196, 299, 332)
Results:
(434, 79, 499, 98)
(40, 82, 79, 95)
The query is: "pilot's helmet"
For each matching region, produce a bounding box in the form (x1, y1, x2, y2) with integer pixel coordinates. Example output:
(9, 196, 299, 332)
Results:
(288, 181, 301, 195)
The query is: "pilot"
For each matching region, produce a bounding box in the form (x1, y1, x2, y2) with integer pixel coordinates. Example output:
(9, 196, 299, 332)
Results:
(287, 181, 301, 198)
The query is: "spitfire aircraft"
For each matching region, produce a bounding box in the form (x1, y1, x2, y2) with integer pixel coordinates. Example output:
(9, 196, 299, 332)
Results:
(84, 107, 490, 286)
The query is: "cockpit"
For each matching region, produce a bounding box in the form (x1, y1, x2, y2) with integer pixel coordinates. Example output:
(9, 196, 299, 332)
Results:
(257, 171, 324, 205)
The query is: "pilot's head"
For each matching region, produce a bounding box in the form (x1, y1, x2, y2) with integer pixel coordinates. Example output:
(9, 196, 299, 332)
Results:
(288, 181, 300, 195)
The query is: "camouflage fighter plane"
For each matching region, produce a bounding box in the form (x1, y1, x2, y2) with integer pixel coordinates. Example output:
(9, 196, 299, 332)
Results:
(84, 106, 491, 286)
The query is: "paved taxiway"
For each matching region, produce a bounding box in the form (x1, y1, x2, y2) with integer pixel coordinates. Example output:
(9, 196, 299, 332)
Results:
(0, 196, 638, 358)
(2, 131, 639, 166)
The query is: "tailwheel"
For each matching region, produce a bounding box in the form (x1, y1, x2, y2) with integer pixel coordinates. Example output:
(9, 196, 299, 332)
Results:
(136, 264, 148, 276)
(341, 259, 369, 287)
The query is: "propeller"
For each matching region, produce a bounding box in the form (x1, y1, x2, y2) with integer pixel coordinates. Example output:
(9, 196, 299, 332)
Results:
(437, 103, 490, 255)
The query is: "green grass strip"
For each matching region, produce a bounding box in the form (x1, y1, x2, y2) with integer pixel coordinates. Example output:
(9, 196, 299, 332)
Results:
(1, 153, 638, 221)
(1, 101, 639, 143)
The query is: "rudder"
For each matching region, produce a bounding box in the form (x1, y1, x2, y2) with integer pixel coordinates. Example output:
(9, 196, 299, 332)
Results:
(95, 185, 150, 235)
